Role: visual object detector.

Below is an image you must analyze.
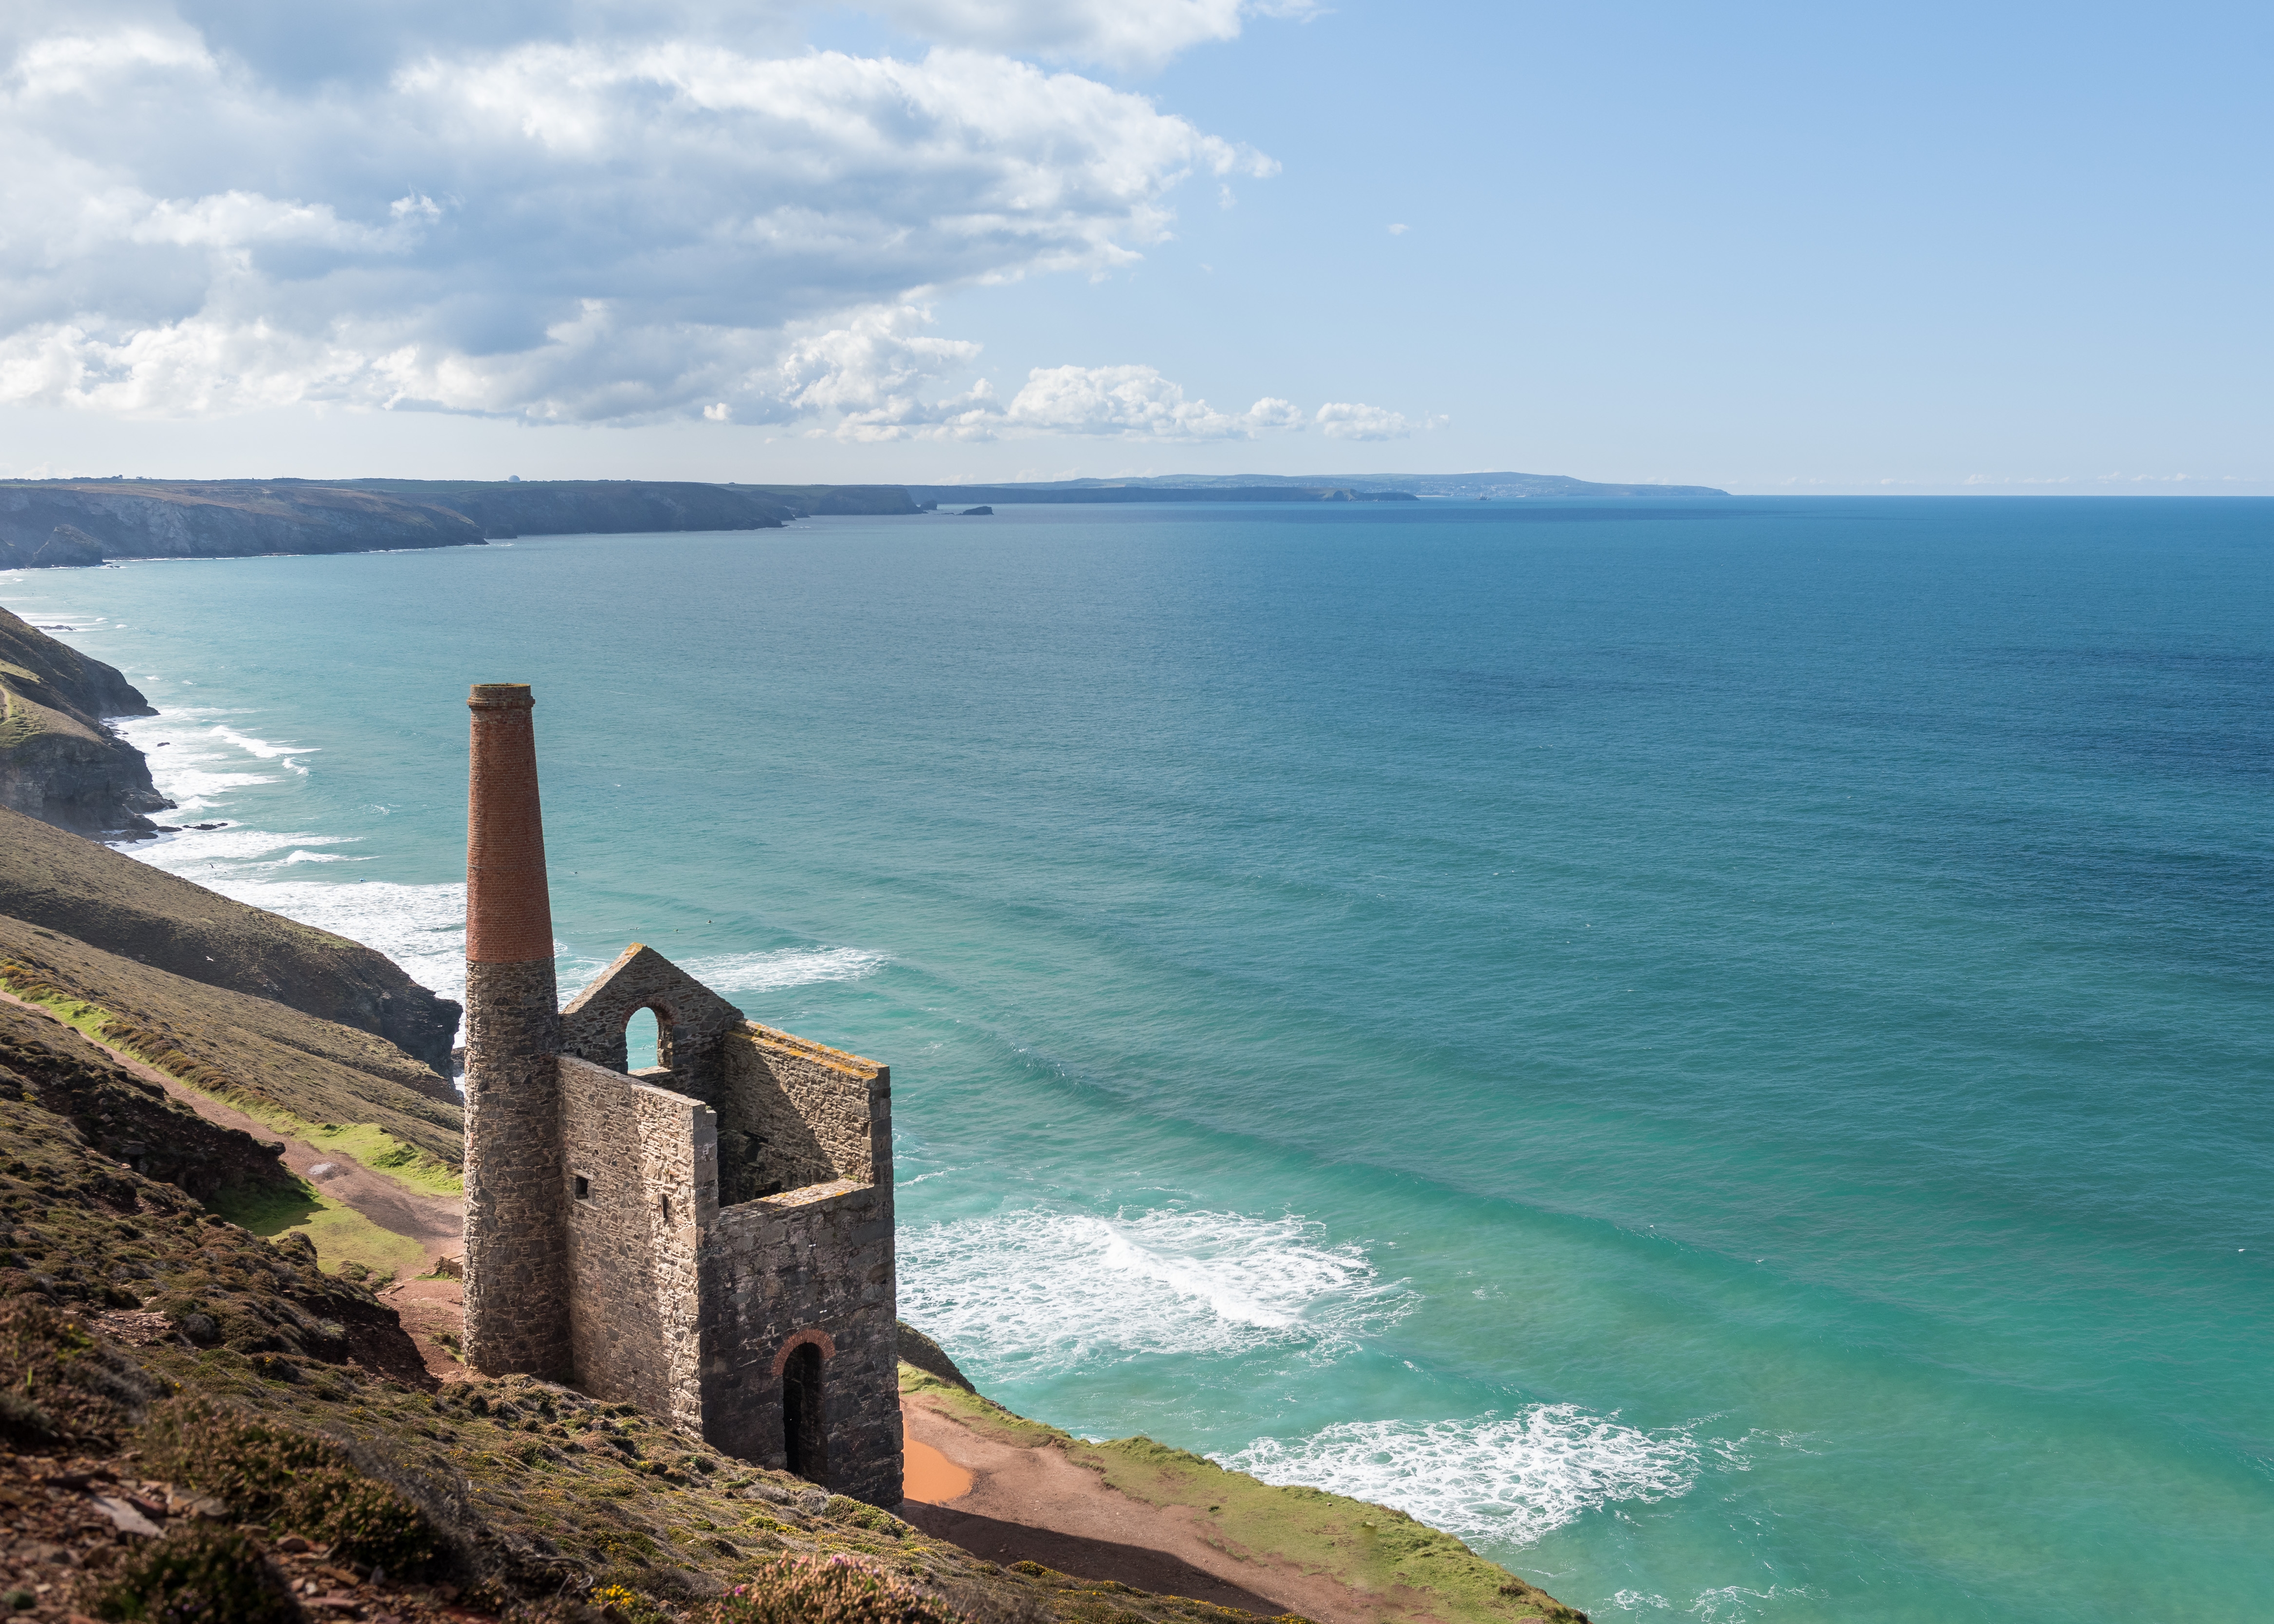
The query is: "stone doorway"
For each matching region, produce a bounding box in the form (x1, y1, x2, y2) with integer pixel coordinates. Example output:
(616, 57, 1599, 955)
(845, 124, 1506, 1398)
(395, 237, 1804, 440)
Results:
(783, 1341, 827, 1483)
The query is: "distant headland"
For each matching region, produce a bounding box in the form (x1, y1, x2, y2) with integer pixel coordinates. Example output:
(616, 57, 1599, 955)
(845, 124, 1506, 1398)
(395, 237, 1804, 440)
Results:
(0, 470, 1727, 570)
(903, 472, 1731, 503)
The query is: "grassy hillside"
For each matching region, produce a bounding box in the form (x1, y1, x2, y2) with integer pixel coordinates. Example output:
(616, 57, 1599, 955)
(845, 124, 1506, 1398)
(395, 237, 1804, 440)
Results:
(0, 807, 461, 1073)
(0, 912, 462, 1170)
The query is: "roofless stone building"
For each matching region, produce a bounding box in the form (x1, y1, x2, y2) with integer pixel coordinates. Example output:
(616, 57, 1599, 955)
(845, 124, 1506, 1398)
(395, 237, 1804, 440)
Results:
(458, 683, 902, 1506)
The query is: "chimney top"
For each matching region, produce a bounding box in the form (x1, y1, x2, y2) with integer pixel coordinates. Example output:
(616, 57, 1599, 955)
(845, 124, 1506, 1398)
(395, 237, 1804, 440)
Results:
(466, 681, 553, 964)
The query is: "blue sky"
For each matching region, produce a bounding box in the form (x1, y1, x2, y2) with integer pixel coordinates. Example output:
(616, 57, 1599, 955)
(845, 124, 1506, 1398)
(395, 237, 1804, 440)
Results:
(1, 1, 2266, 493)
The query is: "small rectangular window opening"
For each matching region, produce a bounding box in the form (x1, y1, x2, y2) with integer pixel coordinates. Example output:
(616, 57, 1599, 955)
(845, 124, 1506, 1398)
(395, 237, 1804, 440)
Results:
(574, 1175, 591, 1201)
(661, 1194, 673, 1224)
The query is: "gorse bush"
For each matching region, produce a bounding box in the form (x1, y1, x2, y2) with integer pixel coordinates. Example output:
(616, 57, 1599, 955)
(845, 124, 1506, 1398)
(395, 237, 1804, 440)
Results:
(140, 1397, 436, 1572)
(691, 1555, 975, 1624)
(89, 1525, 302, 1624)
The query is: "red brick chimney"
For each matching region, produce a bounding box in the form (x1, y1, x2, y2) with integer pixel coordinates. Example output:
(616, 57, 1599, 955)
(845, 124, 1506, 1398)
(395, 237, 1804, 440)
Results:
(460, 682, 570, 1378)
(467, 684, 555, 963)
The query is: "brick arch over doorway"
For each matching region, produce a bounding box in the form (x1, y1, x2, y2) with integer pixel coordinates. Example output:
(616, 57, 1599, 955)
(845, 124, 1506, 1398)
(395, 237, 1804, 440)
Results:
(772, 1326, 838, 1375)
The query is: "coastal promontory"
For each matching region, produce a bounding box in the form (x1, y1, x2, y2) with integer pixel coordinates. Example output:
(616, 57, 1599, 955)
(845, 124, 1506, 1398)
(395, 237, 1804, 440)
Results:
(0, 605, 168, 837)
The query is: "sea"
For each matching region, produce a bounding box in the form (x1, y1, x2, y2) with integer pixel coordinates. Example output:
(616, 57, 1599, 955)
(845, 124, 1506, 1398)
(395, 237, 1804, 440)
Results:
(8, 497, 2270, 1623)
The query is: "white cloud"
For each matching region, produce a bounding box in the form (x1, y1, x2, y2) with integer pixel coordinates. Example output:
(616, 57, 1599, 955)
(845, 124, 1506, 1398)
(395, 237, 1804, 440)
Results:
(1386, 222, 1408, 235)
(0, 5, 1277, 425)
(1001, 365, 1292, 438)
(856, 0, 1323, 71)
(1315, 401, 1418, 440)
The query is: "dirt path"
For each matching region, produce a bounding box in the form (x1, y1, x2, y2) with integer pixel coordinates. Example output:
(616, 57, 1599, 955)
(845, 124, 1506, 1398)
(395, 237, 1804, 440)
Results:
(0, 987, 464, 1270)
(899, 1393, 1391, 1624)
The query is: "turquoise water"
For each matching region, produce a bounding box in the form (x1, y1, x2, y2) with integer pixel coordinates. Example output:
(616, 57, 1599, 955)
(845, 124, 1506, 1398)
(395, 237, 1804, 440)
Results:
(10, 498, 2270, 1622)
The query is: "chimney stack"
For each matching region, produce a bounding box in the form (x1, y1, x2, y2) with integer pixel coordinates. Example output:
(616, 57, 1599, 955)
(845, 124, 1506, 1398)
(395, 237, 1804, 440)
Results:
(460, 683, 571, 1377)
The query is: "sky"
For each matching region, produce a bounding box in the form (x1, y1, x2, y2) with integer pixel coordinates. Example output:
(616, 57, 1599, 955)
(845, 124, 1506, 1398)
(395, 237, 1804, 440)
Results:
(1, 1, 2268, 494)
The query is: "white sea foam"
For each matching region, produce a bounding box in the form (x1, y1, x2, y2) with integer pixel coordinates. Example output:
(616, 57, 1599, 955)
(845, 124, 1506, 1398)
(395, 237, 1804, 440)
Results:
(153, 870, 472, 1004)
(679, 946, 889, 996)
(1679, 1587, 1823, 1621)
(206, 724, 318, 761)
(898, 1208, 1415, 1371)
(1217, 1407, 1706, 1549)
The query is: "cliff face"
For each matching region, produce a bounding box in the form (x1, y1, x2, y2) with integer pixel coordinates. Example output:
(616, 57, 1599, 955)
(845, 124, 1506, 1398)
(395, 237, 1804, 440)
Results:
(0, 605, 169, 837)
(0, 482, 485, 568)
(350, 478, 797, 537)
(0, 807, 462, 1076)
(0, 479, 926, 565)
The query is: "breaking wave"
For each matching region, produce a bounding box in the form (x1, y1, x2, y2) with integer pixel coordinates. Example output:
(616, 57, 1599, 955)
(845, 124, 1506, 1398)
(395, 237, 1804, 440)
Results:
(1218, 1407, 1715, 1549)
(679, 947, 890, 996)
(898, 1207, 1415, 1372)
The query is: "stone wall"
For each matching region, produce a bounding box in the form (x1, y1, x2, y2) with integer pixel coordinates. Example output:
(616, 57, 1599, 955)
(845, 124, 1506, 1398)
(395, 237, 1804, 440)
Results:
(719, 1024, 890, 1202)
(461, 956, 570, 1378)
(558, 1056, 709, 1434)
(702, 1180, 902, 1506)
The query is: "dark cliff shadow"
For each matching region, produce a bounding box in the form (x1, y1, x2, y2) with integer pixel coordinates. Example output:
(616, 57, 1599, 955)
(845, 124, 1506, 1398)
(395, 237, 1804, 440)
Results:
(895, 1503, 1290, 1615)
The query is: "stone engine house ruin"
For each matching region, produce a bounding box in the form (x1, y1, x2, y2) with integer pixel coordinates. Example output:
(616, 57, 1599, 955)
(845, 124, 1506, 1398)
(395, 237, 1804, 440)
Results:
(458, 683, 902, 1505)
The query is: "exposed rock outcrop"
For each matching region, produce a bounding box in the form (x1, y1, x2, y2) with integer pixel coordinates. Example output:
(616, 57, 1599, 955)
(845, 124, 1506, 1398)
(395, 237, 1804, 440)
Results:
(0, 605, 169, 837)
(0, 807, 463, 1076)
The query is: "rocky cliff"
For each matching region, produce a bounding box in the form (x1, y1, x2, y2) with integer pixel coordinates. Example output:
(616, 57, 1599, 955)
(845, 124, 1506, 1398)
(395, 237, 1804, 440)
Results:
(0, 807, 462, 1076)
(0, 605, 169, 836)
(348, 478, 797, 538)
(349, 479, 922, 534)
(0, 482, 484, 568)
(0, 479, 926, 567)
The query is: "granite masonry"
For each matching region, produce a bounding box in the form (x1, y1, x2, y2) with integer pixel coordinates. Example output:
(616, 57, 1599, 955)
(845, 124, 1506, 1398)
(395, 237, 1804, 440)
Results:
(459, 683, 902, 1506)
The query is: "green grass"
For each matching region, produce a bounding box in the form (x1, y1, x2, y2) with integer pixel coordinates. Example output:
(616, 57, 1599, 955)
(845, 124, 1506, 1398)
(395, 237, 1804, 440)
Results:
(7, 988, 461, 1198)
(301, 1121, 462, 1197)
(208, 1180, 425, 1283)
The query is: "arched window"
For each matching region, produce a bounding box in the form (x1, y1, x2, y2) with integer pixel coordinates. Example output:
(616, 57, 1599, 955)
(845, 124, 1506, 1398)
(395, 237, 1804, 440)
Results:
(782, 1342, 827, 1483)
(624, 1006, 663, 1070)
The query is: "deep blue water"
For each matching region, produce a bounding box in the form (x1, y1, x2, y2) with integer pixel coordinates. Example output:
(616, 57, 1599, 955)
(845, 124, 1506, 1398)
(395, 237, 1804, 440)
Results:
(12, 498, 2272, 1623)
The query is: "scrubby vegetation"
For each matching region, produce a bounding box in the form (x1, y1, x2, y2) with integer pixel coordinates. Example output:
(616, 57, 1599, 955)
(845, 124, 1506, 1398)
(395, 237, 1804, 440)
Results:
(88, 1526, 304, 1624)
(694, 1555, 975, 1624)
